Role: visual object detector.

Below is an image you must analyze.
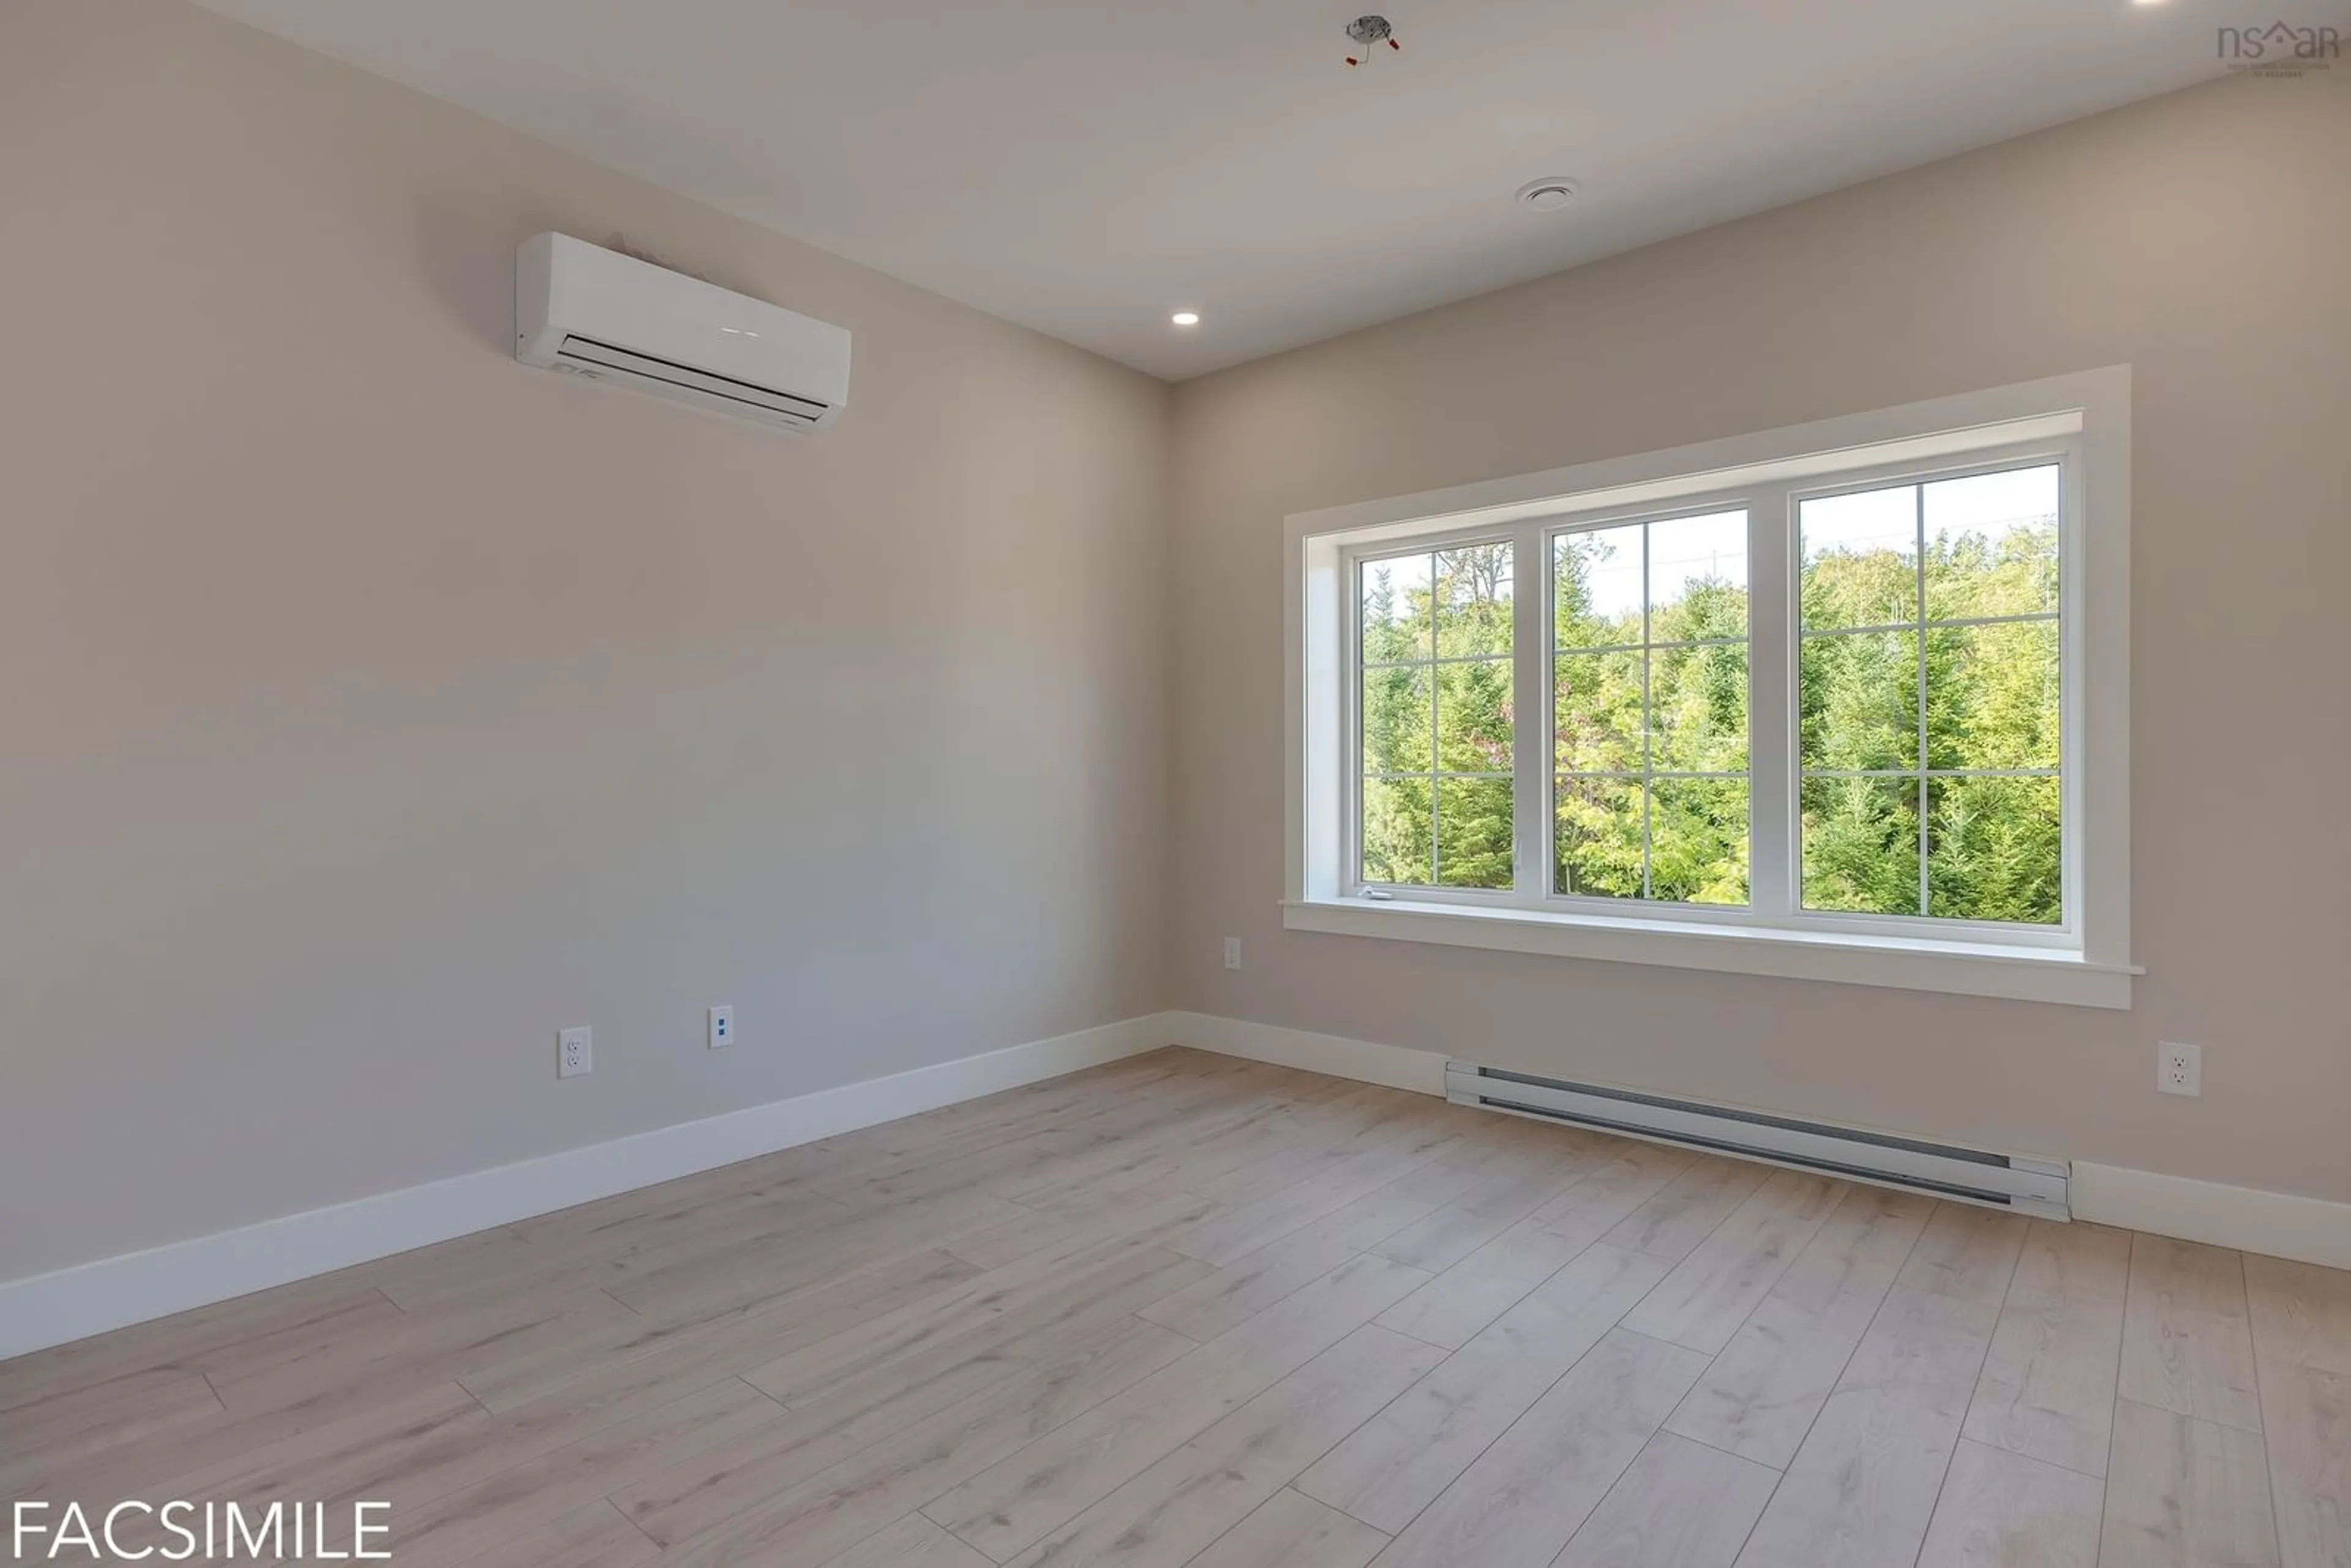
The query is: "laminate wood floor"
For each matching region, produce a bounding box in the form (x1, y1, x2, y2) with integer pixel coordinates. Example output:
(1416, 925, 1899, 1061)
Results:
(4, 1048, 2344, 1566)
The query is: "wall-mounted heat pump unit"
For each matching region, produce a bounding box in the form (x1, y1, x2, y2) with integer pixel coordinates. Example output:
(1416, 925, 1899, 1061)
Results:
(515, 233, 850, 431)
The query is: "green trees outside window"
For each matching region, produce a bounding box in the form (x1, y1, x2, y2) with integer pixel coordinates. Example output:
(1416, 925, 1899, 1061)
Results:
(1361, 544, 1515, 888)
(1799, 465, 2061, 924)
(1357, 461, 2063, 928)
(1553, 509, 1750, 904)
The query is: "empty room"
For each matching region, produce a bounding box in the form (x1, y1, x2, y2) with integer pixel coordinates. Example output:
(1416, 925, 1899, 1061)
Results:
(4, 1, 2347, 1564)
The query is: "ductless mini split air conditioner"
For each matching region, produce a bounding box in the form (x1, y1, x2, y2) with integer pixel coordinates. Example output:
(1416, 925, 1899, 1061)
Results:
(514, 232, 850, 431)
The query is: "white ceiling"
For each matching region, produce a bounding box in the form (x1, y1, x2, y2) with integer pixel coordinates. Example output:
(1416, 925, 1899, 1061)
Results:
(195, 0, 2233, 379)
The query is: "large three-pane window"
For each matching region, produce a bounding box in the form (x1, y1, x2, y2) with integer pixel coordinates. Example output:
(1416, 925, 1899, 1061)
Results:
(1349, 451, 2070, 934)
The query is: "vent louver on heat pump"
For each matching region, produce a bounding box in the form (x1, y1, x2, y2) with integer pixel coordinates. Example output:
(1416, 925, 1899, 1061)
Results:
(551, 334, 834, 426)
(1445, 1062, 2069, 1219)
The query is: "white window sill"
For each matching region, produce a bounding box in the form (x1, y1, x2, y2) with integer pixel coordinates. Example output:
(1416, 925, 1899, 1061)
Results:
(1281, 897, 2137, 1009)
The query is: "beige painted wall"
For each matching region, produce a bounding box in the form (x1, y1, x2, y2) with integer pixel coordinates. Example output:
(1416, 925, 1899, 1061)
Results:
(0, 0, 1170, 1280)
(1170, 74, 2351, 1204)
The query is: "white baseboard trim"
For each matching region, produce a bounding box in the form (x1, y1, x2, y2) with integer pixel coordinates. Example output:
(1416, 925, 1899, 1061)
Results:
(1168, 1011, 1447, 1096)
(1169, 1011, 2351, 1272)
(2070, 1161, 2351, 1271)
(0, 1011, 1177, 1362)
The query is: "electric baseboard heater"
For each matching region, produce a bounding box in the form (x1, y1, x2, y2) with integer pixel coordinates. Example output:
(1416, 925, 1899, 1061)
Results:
(1445, 1061, 2069, 1220)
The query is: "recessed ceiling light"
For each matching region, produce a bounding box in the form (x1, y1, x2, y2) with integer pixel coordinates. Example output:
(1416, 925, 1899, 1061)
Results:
(1171, 311, 1201, 328)
(1516, 178, 1581, 212)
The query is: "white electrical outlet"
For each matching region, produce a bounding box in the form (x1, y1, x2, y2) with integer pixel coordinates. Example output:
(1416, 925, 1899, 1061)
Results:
(558, 1026, 593, 1079)
(2158, 1040, 2201, 1097)
(708, 1005, 733, 1049)
(1223, 937, 1242, 971)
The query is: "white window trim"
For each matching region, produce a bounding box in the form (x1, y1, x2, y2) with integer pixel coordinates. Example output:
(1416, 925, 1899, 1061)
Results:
(1284, 367, 2135, 1009)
